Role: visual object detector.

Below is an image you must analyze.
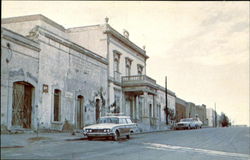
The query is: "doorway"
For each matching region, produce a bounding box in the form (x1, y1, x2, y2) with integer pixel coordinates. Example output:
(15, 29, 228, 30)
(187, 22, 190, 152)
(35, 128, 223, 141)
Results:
(76, 95, 84, 129)
(12, 81, 34, 128)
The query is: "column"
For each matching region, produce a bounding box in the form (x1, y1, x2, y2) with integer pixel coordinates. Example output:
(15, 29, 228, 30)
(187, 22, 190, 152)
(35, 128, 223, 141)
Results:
(136, 95, 139, 121)
(153, 95, 156, 126)
(143, 92, 148, 117)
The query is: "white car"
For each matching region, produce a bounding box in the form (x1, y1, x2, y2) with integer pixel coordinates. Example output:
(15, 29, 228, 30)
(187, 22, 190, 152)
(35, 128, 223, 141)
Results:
(175, 118, 203, 130)
(83, 116, 137, 141)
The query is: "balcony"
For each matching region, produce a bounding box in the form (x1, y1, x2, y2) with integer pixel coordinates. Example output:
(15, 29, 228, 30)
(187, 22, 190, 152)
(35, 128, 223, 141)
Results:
(122, 75, 157, 95)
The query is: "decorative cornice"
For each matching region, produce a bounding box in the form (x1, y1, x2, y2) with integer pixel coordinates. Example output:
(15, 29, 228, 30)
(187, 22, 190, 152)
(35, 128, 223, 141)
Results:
(1, 27, 41, 52)
(104, 24, 149, 59)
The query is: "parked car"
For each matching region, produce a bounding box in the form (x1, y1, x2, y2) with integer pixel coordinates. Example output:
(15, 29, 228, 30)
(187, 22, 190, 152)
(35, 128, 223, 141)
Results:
(83, 116, 137, 141)
(175, 118, 203, 130)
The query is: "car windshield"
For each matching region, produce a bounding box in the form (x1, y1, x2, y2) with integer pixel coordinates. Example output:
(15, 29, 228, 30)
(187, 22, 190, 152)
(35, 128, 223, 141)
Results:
(180, 118, 192, 122)
(98, 117, 119, 124)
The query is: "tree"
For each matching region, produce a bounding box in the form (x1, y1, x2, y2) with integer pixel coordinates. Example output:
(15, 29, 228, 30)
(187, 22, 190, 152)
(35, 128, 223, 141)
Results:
(164, 107, 176, 122)
(220, 112, 230, 127)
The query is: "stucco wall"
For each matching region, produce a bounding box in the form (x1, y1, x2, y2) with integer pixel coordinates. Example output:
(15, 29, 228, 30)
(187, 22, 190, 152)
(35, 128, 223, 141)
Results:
(1, 28, 40, 130)
(37, 29, 108, 129)
(67, 25, 107, 58)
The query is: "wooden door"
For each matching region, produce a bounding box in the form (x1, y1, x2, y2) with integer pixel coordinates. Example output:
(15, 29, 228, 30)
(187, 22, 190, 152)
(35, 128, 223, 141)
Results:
(12, 82, 33, 128)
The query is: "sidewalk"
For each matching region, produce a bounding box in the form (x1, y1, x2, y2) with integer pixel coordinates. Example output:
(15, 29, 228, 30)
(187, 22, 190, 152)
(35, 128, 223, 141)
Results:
(1, 127, 172, 148)
(0, 132, 83, 148)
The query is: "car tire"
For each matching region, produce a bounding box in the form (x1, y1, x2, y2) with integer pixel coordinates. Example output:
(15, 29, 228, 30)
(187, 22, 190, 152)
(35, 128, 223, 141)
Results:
(87, 136, 93, 141)
(126, 134, 130, 139)
(113, 131, 119, 141)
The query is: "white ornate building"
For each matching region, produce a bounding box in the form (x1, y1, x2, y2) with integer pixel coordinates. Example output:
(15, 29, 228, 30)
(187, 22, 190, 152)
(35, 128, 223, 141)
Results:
(66, 17, 176, 131)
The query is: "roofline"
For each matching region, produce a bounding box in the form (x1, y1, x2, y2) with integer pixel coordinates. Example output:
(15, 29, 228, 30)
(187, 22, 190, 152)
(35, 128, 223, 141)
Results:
(2, 14, 65, 32)
(36, 26, 108, 65)
(104, 24, 149, 59)
(1, 27, 41, 52)
(66, 24, 101, 31)
(156, 84, 176, 96)
(176, 97, 188, 104)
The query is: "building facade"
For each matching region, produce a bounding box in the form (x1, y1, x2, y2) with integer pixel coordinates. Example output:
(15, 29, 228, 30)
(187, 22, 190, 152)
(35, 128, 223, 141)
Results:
(1, 15, 108, 131)
(186, 102, 207, 125)
(66, 18, 176, 131)
(196, 104, 207, 125)
(1, 14, 210, 132)
(175, 97, 187, 122)
(206, 108, 216, 127)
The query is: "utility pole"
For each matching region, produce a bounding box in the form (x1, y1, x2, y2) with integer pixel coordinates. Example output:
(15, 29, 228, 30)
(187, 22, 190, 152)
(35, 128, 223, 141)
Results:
(165, 76, 168, 125)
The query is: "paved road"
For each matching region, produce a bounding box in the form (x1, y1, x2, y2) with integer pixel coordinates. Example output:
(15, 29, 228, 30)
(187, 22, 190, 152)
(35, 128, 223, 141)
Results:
(1, 127, 250, 160)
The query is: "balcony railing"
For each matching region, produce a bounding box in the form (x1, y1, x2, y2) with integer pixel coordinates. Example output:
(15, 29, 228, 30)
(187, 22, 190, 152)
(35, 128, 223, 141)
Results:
(122, 75, 156, 84)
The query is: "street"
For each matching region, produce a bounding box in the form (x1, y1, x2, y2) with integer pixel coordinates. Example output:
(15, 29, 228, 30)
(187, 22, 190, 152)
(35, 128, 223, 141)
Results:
(1, 127, 250, 160)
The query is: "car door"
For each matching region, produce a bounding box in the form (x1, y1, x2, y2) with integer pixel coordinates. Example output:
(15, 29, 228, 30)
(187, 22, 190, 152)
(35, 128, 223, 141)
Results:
(125, 118, 134, 133)
(118, 118, 127, 135)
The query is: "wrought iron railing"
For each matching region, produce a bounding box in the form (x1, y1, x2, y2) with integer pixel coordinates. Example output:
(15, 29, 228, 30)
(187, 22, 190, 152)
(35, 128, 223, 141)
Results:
(122, 75, 156, 84)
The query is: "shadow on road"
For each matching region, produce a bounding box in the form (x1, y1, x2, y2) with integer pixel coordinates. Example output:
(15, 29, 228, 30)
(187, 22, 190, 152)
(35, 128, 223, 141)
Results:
(65, 137, 132, 142)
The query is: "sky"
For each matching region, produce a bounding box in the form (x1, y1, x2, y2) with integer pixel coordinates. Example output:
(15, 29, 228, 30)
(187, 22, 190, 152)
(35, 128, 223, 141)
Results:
(2, 1, 249, 126)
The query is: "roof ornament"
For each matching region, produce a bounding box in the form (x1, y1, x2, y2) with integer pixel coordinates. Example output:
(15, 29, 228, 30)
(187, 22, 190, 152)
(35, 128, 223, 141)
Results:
(143, 45, 146, 50)
(123, 29, 129, 39)
(105, 17, 109, 24)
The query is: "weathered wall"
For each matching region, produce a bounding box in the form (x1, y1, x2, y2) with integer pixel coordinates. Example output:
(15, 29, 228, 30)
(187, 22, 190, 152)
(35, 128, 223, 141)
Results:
(206, 108, 215, 127)
(196, 104, 207, 124)
(67, 25, 107, 58)
(175, 98, 187, 122)
(37, 27, 108, 130)
(1, 28, 40, 130)
(1, 15, 108, 131)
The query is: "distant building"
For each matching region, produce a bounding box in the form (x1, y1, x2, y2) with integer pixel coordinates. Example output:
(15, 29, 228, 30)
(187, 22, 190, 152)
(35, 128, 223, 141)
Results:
(175, 97, 187, 122)
(186, 102, 207, 125)
(186, 102, 196, 118)
(206, 108, 216, 127)
(196, 104, 207, 125)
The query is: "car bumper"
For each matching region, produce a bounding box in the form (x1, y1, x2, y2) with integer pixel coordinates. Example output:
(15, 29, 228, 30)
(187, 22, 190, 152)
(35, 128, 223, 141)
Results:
(84, 132, 115, 137)
(175, 126, 189, 129)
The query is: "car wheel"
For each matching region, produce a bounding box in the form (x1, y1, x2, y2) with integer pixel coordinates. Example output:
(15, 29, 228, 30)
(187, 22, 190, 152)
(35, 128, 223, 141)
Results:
(87, 136, 93, 140)
(113, 131, 119, 141)
(126, 134, 130, 139)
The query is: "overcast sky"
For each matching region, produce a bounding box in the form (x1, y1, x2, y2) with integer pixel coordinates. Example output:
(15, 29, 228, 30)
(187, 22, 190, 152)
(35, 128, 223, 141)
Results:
(2, 1, 249, 126)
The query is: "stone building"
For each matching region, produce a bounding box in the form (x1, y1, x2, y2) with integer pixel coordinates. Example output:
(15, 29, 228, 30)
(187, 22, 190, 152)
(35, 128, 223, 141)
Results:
(66, 17, 176, 131)
(206, 108, 216, 127)
(1, 14, 178, 132)
(155, 85, 176, 129)
(175, 97, 187, 122)
(196, 104, 207, 125)
(1, 15, 108, 131)
(186, 102, 207, 125)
